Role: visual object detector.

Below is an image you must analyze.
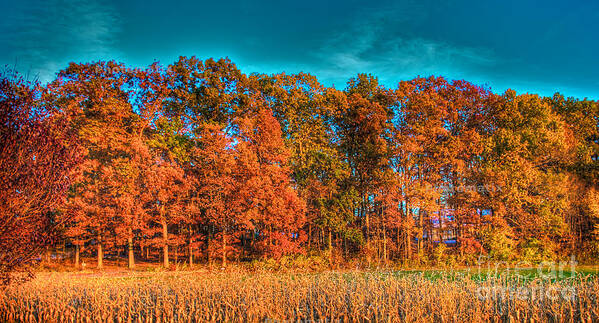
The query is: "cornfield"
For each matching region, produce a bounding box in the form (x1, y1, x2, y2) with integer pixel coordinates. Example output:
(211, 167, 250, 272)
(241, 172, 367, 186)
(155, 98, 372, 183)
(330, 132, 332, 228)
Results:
(1, 271, 598, 322)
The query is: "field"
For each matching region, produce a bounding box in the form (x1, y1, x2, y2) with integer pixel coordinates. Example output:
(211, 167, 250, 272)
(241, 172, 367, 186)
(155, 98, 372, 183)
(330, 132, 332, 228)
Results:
(1, 268, 599, 322)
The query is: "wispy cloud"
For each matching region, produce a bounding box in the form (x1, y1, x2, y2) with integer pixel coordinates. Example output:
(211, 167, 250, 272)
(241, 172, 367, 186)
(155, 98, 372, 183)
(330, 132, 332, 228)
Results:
(312, 5, 497, 87)
(0, 0, 121, 82)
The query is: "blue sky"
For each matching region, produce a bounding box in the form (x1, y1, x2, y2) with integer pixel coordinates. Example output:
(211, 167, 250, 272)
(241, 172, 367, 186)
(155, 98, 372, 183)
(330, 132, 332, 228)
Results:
(2, 0, 598, 99)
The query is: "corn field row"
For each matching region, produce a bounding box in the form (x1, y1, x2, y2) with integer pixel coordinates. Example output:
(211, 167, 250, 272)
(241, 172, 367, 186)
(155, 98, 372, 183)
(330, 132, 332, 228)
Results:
(1, 271, 598, 322)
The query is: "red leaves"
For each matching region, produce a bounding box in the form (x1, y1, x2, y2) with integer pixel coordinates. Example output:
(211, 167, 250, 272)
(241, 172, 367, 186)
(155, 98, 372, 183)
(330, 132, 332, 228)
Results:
(3, 57, 595, 272)
(234, 107, 306, 258)
(0, 71, 81, 283)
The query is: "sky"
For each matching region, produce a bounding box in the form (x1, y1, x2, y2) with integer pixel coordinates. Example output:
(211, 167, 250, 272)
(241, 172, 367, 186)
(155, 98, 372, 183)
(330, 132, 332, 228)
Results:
(1, 0, 598, 99)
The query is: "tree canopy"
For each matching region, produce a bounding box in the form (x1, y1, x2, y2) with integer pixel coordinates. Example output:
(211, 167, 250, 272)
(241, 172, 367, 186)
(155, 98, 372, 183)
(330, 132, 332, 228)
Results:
(2, 57, 598, 275)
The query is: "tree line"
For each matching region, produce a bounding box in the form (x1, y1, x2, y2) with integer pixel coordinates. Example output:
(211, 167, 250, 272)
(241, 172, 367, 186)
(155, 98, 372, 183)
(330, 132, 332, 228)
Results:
(1, 57, 598, 275)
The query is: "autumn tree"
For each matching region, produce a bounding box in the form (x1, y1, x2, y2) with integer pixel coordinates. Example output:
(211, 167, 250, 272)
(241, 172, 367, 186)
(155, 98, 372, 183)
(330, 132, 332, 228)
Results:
(145, 121, 189, 268)
(394, 77, 495, 261)
(548, 94, 599, 257)
(189, 123, 239, 266)
(337, 74, 394, 260)
(235, 106, 306, 258)
(166, 56, 246, 127)
(165, 57, 247, 265)
(8, 56, 598, 269)
(249, 73, 355, 263)
(479, 91, 573, 260)
(0, 70, 80, 283)
(53, 61, 150, 269)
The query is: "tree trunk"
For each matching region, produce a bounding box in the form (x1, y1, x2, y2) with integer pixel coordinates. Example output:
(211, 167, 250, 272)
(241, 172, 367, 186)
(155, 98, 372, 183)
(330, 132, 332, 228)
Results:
(396, 226, 400, 260)
(161, 219, 169, 268)
(188, 224, 193, 266)
(97, 235, 103, 269)
(418, 210, 424, 257)
(406, 230, 412, 260)
(128, 227, 135, 269)
(365, 201, 370, 246)
(308, 223, 312, 250)
(328, 228, 333, 265)
(45, 247, 51, 264)
(207, 227, 212, 265)
(189, 237, 193, 266)
(222, 230, 227, 267)
(459, 228, 464, 257)
(319, 227, 324, 250)
(383, 223, 387, 265)
(74, 244, 80, 268)
(343, 235, 347, 259)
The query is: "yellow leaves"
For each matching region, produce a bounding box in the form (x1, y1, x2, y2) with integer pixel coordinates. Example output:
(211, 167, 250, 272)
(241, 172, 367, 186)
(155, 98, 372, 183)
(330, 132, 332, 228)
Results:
(586, 188, 599, 221)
